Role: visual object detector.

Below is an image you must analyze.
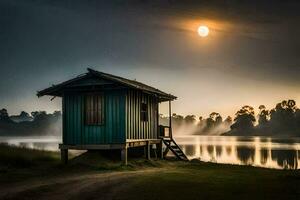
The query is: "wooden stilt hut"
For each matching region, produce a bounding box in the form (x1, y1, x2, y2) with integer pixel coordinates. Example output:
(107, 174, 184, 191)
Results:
(37, 68, 187, 164)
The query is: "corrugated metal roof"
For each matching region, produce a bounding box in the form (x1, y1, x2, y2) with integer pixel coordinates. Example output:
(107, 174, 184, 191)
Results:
(37, 68, 177, 101)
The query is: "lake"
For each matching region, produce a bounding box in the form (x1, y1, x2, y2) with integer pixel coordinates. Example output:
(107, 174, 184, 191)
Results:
(1, 135, 300, 169)
(176, 136, 300, 170)
(0, 136, 60, 151)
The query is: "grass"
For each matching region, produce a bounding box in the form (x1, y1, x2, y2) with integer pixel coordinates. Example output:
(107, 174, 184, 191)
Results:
(0, 144, 60, 167)
(0, 144, 161, 183)
(0, 144, 62, 183)
(1, 144, 300, 200)
(119, 162, 300, 200)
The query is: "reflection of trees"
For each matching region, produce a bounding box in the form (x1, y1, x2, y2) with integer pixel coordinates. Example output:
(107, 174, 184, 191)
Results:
(236, 147, 255, 163)
(187, 140, 299, 169)
(216, 146, 222, 157)
(226, 146, 232, 155)
(207, 145, 214, 156)
(199, 145, 203, 155)
(260, 149, 269, 165)
(185, 145, 195, 157)
(272, 150, 297, 169)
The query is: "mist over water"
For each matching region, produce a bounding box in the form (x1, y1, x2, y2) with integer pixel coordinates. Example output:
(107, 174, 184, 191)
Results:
(176, 136, 300, 169)
(172, 120, 231, 136)
(0, 136, 61, 151)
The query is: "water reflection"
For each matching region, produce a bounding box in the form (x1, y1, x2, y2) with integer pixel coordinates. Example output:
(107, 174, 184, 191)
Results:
(0, 136, 60, 151)
(176, 136, 300, 169)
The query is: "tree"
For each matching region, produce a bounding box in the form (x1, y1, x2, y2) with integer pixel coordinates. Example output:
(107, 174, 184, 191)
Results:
(184, 115, 196, 124)
(31, 111, 48, 121)
(258, 105, 269, 127)
(198, 116, 205, 129)
(230, 105, 256, 134)
(53, 111, 62, 117)
(269, 100, 297, 134)
(0, 108, 11, 122)
(224, 116, 232, 126)
(172, 113, 184, 126)
(208, 112, 222, 129)
(295, 109, 300, 133)
(215, 114, 223, 127)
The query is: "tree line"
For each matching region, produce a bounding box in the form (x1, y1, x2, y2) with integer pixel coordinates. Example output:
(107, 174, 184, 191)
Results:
(160, 113, 232, 135)
(228, 99, 300, 136)
(0, 109, 62, 136)
(160, 99, 300, 136)
(1, 99, 300, 136)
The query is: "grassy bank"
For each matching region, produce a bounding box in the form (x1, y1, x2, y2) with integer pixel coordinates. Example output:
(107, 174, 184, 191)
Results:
(120, 162, 300, 200)
(0, 144, 162, 184)
(0, 144, 300, 200)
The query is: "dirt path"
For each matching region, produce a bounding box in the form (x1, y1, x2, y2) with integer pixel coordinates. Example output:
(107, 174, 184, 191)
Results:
(0, 168, 164, 200)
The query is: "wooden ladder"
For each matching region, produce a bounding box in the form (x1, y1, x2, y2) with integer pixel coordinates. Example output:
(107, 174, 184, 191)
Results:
(161, 137, 188, 161)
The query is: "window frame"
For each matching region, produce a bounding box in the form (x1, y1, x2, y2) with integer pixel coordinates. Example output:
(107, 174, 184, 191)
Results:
(84, 93, 105, 126)
(140, 102, 148, 122)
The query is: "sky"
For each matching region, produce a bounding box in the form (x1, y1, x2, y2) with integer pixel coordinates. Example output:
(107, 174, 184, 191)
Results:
(1, 0, 300, 119)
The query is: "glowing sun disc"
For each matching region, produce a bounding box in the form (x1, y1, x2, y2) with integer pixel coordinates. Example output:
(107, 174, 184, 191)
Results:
(197, 25, 209, 37)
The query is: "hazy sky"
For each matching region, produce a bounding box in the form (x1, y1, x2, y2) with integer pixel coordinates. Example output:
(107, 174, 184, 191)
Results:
(1, 0, 300, 118)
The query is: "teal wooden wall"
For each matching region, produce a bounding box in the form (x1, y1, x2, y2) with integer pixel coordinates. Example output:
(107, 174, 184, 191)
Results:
(125, 90, 159, 140)
(63, 90, 126, 145)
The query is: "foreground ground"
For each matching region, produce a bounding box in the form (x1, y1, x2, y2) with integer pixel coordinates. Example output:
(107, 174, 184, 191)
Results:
(0, 144, 300, 200)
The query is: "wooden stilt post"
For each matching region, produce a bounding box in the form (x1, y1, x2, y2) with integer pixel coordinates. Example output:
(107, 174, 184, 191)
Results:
(61, 149, 68, 164)
(158, 140, 164, 159)
(121, 147, 128, 165)
(146, 141, 151, 160)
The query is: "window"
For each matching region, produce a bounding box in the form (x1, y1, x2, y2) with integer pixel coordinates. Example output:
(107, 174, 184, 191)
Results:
(141, 102, 148, 121)
(85, 94, 104, 125)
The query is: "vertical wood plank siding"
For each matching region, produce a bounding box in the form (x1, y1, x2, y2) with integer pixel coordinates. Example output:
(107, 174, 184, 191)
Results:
(125, 90, 158, 140)
(63, 90, 126, 145)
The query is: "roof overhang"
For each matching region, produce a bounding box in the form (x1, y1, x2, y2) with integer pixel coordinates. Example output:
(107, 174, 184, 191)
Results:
(37, 68, 177, 102)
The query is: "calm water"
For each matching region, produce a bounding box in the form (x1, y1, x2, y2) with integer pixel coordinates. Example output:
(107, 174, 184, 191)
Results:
(1, 136, 300, 169)
(175, 136, 300, 170)
(0, 136, 61, 151)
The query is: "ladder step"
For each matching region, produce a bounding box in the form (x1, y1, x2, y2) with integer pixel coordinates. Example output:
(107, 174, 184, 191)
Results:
(161, 138, 188, 161)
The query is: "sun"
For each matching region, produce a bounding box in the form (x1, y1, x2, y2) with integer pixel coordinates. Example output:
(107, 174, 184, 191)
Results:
(197, 25, 209, 37)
